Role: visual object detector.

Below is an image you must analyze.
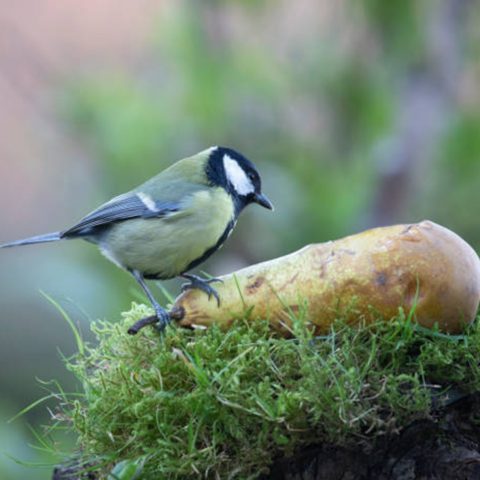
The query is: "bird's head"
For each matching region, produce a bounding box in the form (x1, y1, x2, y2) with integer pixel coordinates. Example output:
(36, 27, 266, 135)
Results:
(205, 146, 274, 214)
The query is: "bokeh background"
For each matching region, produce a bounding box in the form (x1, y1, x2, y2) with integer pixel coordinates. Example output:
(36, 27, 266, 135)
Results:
(0, 1, 479, 478)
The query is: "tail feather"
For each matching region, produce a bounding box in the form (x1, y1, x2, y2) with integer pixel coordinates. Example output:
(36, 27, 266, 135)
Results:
(0, 232, 62, 248)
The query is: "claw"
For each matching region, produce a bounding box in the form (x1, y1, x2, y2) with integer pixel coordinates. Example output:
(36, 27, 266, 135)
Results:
(155, 308, 171, 333)
(181, 274, 222, 307)
(127, 309, 170, 336)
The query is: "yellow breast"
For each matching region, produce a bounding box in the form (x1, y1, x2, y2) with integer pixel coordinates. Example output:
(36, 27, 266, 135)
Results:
(104, 188, 235, 279)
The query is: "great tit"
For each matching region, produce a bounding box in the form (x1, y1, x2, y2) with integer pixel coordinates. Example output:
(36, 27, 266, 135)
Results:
(0, 146, 273, 330)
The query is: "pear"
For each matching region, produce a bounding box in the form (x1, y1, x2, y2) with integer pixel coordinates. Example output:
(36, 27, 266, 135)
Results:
(171, 221, 480, 335)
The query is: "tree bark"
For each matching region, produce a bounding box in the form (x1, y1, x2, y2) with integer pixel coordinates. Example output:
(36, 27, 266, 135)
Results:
(266, 393, 480, 480)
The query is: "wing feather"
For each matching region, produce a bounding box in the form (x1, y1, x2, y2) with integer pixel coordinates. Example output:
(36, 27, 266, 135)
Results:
(62, 193, 180, 237)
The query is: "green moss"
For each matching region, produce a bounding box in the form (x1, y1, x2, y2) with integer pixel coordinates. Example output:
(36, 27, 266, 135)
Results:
(56, 304, 480, 479)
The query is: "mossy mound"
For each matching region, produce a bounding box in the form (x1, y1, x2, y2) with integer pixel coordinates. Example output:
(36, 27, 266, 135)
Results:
(57, 304, 480, 479)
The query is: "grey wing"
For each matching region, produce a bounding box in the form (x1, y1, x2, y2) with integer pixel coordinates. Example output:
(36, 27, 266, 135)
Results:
(61, 192, 180, 237)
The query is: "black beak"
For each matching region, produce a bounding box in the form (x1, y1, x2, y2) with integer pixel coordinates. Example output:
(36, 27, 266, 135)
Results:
(253, 192, 274, 211)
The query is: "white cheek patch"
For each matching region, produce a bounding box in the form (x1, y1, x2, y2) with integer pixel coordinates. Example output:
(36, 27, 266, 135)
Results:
(223, 155, 254, 195)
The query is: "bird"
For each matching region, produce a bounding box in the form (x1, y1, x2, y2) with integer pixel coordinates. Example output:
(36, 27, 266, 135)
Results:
(0, 146, 273, 331)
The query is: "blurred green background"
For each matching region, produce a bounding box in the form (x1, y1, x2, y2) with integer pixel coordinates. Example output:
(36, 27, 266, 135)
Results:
(0, 0, 479, 478)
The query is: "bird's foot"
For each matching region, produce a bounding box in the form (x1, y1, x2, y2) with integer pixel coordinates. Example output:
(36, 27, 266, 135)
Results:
(154, 306, 171, 333)
(127, 306, 171, 336)
(181, 274, 222, 306)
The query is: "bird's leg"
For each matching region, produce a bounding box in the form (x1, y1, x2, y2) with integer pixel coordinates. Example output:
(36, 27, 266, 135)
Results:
(181, 273, 223, 306)
(130, 269, 170, 333)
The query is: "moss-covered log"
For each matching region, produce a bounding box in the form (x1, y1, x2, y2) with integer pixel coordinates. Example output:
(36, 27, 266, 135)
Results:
(49, 305, 480, 479)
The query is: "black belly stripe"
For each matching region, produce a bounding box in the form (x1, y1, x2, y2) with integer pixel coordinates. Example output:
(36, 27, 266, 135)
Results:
(143, 220, 236, 280)
(183, 219, 236, 274)
(143, 219, 237, 280)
